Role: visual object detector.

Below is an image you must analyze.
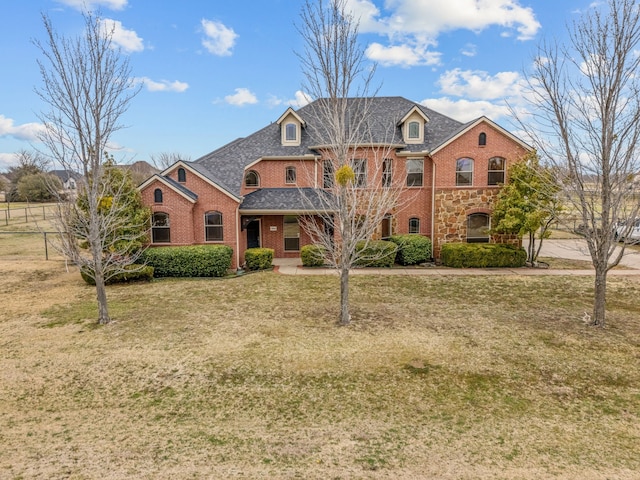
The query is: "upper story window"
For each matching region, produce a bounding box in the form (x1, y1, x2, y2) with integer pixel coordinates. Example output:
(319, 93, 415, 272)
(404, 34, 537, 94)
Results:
(456, 158, 474, 186)
(323, 160, 334, 188)
(153, 188, 163, 203)
(409, 217, 420, 234)
(285, 123, 297, 142)
(406, 158, 424, 187)
(382, 159, 392, 188)
(408, 121, 420, 139)
(152, 212, 170, 243)
(479, 132, 487, 146)
(488, 157, 505, 185)
(285, 166, 297, 184)
(177, 167, 186, 183)
(245, 170, 260, 187)
(205, 211, 223, 242)
(352, 159, 367, 188)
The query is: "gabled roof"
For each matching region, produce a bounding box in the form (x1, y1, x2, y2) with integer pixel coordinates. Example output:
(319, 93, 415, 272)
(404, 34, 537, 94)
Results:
(276, 107, 306, 127)
(397, 105, 429, 126)
(158, 160, 242, 202)
(429, 116, 533, 155)
(138, 174, 198, 203)
(49, 169, 82, 182)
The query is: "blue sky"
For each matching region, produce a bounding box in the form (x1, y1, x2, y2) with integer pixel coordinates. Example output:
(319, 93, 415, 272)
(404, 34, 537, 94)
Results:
(0, 0, 597, 169)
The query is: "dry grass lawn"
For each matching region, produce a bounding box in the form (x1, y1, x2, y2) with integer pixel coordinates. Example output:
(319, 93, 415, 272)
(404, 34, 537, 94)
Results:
(1, 232, 639, 479)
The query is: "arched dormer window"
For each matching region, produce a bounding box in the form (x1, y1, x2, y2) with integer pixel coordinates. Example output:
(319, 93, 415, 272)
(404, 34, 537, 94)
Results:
(177, 167, 186, 183)
(153, 188, 163, 203)
(479, 132, 487, 146)
(285, 123, 297, 142)
(245, 170, 260, 187)
(408, 121, 420, 139)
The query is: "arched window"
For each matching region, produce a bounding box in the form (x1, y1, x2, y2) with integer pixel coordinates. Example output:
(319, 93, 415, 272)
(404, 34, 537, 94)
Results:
(205, 211, 223, 241)
(177, 167, 186, 183)
(409, 217, 420, 234)
(478, 132, 487, 146)
(285, 123, 297, 141)
(285, 166, 296, 184)
(467, 213, 490, 243)
(408, 121, 420, 139)
(245, 170, 260, 187)
(152, 212, 170, 243)
(153, 188, 163, 203)
(456, 158, 474, 186)
(488, 157, 505, 185)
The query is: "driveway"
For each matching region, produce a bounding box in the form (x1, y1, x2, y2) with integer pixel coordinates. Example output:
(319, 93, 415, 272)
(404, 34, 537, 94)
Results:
(531, 238, 640, 269)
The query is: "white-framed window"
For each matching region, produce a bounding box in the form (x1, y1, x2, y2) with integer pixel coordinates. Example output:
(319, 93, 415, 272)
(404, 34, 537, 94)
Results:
(467, 213, 490, 243)
(205, 211, 223, 242)
(408, 121, 420, 139)
(245, 170, 260, 187)
(152, 212, 170, 243)
(284, 215, 300, 251)
(456, 158, 474, 186)
(406, 158, 423, 187)
(285, 123, 297, 142)
(409, 217, 420, 234)
(285, 166, 296, 184)
(382, 158, 392, 188)
(352, 159, 367, 188)
(488, 157, 505, 185)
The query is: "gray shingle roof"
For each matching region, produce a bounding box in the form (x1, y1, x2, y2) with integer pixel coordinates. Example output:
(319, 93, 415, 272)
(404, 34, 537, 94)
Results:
(159, 175, 198, 201)
(195, 96, 465, 199)
(240, 188, 333, 212)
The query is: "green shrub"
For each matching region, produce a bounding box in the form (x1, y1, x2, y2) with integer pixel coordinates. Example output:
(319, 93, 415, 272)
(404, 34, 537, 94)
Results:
(440, 243, 526, 268)
(80, 264, 154, 285)
(390, 234, 432, 265)
(140, 245, 233, 277)
(354, 240, 397, 267)
(244, 248, 274, 270)
(301, 244, 326, 267)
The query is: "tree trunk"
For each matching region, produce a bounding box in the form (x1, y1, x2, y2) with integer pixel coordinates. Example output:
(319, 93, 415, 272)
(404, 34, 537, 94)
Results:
(95, 276, 111, 325)
(339, 265, 350, 325)
(592, 266, 607, 327)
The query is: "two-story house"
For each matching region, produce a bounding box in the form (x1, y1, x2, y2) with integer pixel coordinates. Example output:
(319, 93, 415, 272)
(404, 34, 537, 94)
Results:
(139, 97, 532, 269)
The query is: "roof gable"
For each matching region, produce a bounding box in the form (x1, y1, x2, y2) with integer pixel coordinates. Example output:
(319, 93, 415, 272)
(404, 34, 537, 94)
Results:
(138, 174, 198, 203)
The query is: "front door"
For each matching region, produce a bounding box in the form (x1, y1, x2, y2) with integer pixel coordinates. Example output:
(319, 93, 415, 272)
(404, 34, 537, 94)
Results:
(247, 220, 260, 248)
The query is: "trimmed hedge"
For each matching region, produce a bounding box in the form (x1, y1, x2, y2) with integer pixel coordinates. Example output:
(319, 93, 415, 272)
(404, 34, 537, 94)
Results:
(244, 247, 274, 270)
(140, 245, 233, 277)
(301, 244, 326, 267)
(81, 264, 154, 285)
(440, 243, 527, 268)
(390, 234, 432, 265)
(354, 240, 397, 267)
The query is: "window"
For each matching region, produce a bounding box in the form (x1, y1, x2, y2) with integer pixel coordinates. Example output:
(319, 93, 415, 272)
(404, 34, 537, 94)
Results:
(488, 157, 505, 185)
(153, 188, 163, 203)
(245, 170, 260, 187)
(478, 132, 487, 146)
(353, 159, 367, 188)
(285, 166, 296, 184)
(406, 159, 423, 187)
(408, 121, 420, 139)
(409, 217, 420, 234)
(284, 215, 300, 251)
(152, 212, 170, 243)
(381, 215, 392, 239)
(467, 213, 490, 243)
(285, 123, 297, 141)
(177, 167, 186, 183)
(456, 158, 474, 186)
(205, 211, 223, 241)
(382, 158, 392, 188)
(323, 160, 334, 188)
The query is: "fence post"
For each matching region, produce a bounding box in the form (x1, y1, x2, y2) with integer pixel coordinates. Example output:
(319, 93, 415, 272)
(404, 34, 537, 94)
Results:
(44, 232, 49, 260)
(3, 209, 6, 226)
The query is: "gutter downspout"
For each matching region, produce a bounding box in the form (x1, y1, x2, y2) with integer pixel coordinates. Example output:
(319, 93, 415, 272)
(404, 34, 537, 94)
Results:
(431, 158, 436, 259)
(235, 202, 241, 270)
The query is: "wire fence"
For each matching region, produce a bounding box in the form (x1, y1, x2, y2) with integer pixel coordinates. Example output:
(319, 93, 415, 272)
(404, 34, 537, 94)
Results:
(0, 231, 63, 260)
(1, 204, 57, 227)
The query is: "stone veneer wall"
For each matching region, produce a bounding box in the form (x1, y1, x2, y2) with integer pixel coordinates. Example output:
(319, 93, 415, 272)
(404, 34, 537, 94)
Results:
(432, 188, 521, 258)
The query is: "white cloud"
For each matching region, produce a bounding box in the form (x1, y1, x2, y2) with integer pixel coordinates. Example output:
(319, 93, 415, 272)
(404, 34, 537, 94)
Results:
(100, 19, 144, 53)
(0, 115, 46, 141)
(286, 90, 312, 108)
(56, 0, 128, 10)
(224, 88, 258, 106)
(134, 77, 189, 93)
(421, 97, 510, 122)
(0, 152, 19, 168)
(437, 68, 525, 100)
(365, 42, 441, 67)
(461, 43, 477, 57)
(201, 19, 237, 56)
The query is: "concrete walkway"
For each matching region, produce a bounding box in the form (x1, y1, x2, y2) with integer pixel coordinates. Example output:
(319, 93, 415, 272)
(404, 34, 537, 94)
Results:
(273, 239, 640, 276)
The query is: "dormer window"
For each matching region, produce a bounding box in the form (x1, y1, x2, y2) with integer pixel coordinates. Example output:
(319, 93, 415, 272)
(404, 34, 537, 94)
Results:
(245, 170, 260, 187)
(285, 123, 297, 142)
(408, 121, 420, 139)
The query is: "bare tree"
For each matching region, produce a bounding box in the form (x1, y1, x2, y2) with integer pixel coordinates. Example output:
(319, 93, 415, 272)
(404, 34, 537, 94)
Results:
(150, 152, 191, 170)
(524, 0, 640, 327)
(297, 0, 409, 325)
(35, 11, 142, 324)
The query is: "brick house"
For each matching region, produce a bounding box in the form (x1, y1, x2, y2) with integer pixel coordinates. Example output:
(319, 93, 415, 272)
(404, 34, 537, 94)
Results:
(139, 97, 531, 269)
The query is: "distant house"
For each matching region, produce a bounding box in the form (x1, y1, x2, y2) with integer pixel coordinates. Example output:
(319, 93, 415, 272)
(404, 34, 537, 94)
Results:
(139, 96, 532, 269)
(0, 173, 9, 202)
(115, 160, 159, 186)
(50, 169, 83, 195)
